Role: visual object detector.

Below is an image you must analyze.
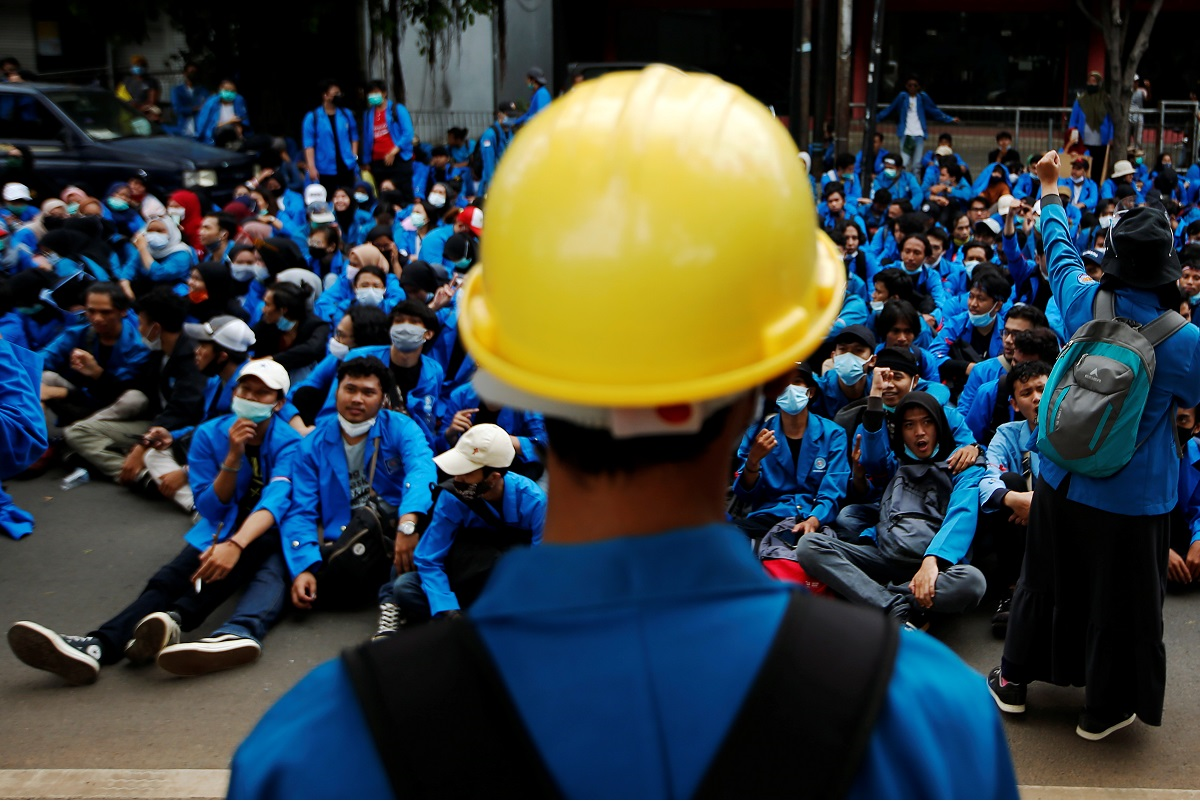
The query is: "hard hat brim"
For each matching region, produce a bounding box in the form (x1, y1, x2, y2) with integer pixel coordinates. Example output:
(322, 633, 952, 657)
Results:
(458, 234, 846, 408)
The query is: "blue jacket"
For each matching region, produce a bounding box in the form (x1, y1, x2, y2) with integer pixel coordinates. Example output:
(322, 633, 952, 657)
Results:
(513, 85, 552, 128)
(303, 107, 360, 175)
(979, 420, 1039, 510)
(0, 310, 65, 352)
(415, 473, 546, 616)
(41, 315, 150, 402)
(860, 420, 984, 565)
(1059, 177, 1099, 212)
(732, 412, 849, 524)
(900, 264, 949, 319)
(290, 344, 445, 447)
(958, 355, 1010, 418)
(832, 291, 869, 335)
(1101, 178, 1143, 204)
(280, 409, 436, 579)
(416, 224, 455, 267)
(312, 274, 405, 326)
(964, 377, 1011, 442)
(878, 91, 955, 139)
(117, 246, 196, 286)
(1039, 195, 1200, 514)
(854, 149, 889, 178)
(195, 94, 251, 145)
(440, 382, 547, 468)
(228, 525, 1018, 799)
(1175, 438, 1200, 547)
(360, 100, 414, 165)
(0, 340, 46, 539)
(170, 82, 210, 130)
(1068, 100, 1113, 146)
(183, 414, 300, 552)
(822, 171, 865, 205)
(476, 122, 512, 197)
(933, 313, 1005, 363)
(1003, 234, 1050, 309)
(870, 170, 923, 204)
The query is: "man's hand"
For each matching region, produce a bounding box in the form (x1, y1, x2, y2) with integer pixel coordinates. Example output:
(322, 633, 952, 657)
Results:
(909, 556, 941, 609)
(227, 418, 257, 458)
(1036, 150, 1060, 186)
(118, 446, 146, 485)
(307, 164, 320, 183)
(394, 533, 419, 574)
(384, 149, 397, 167)
(1187, 540, 1200, 582)
(1168, 549, 1191, 585)
(747, 428, 778, 464)
(429, 283, 457, 311)
(791, 516, 820, 536)
(192, 540, 242, 583)
(1004, 490, 1033, 525)
(158, 469, 188, 499)
(143, 426, 173, 450)
(69, 349, 102, 379)
(849, 433, 866, 480)
(292, 572, 318, 609)
(946, 444, 980, 474)
(445, 408, 477, 443)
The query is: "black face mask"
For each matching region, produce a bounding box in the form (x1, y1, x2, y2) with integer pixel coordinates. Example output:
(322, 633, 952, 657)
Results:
(330, 94, 344, 106)
(452, 475, 491, 501)
(1179, 427, 1194, 446)
(308, 245, 329, 261)
(1085, 84, 1099, 94)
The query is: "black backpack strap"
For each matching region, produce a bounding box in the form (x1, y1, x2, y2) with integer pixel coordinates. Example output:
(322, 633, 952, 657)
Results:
(1139, 310, 1188, 347)
(1093, 286, 1116, 319)
(342, 619, 562, 799)
(696, 591, 899, 799)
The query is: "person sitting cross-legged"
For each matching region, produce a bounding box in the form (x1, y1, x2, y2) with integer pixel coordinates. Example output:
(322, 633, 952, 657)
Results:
(797, 391, 988, 630)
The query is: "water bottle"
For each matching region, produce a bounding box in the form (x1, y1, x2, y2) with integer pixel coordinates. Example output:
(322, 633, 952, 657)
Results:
(60, 467, 90, 491)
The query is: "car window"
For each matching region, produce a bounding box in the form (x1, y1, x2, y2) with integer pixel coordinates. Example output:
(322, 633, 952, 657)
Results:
(0, 94, 66, 142)
(41, 90, 153, 141)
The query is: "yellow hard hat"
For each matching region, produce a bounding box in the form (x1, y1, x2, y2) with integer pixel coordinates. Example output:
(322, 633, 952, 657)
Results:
(459, 65, 844, 408)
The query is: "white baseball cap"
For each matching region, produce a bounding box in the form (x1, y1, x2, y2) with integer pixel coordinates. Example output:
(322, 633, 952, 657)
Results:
(183, 315, 256, 353)
(304, 185, 327, 206)
(237, 358, 291, 395)
(433, 423, 516, 476)
(3, 183, 32, 202)
(996, 194, 1016, 216)
(308, 202, 335, 225)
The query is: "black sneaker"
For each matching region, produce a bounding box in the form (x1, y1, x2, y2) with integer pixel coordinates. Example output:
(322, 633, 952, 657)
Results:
(902, 606, 931, 633)
(7, 621, 102, 685)
(125, 611, 181, 665)
(374, 602, 401, 640)
(156, 634, 261, 676)
(987, 667, 1026, 714)
(991, 596, 1012, 640)
(1076, 709, 1136, 741)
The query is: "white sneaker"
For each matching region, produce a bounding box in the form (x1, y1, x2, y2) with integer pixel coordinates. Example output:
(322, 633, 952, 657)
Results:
(8, 621, 102, 685)
(125, 611, 182, 665)
(156, 634, 261, 676)
(374, 602, 402, 640)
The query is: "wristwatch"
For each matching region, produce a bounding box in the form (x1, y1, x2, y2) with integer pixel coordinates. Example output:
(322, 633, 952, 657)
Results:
(398, 521, 417, 536)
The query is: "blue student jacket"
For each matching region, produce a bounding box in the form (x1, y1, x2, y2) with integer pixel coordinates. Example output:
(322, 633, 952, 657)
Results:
(964, 377, 1010, 442)
(0, 340, 47, 539)
(1068, 101, 1113, 145)
(1039, 195, 1200, 514)
(360, 100, 414, 165)
(228, 524, 1018, 800)
(859, 423, 985, 565)
(878, 91, 956, 139)
(1176, 438, 1200, 547)
(417, 224, 455, 268)
(832, 291, 869, 335)
(415, 473, 546, 616)
(183, 414, 300, 552)
(0, 311, 64, 352)
(194, 94, 251, 145)
(280, 409, 436, 579)
(870, 170, 923, 204)
(958, 355, 1009, 417)
(933, 313, 1005, 362)
(312, 274, 404, 326)
(513, 85, 552, 128)
(116, 247, 196, 286)
(41, 315, 150, 387)
(477, 123, 512, 197)
(1059, 177, 1099, 212)
(979, 420, 1040, 510)
(440, 382, 547, 466)
(290, 345, 444, 447)
(731, 412, 849, 524)
(302, 107, 360, 175)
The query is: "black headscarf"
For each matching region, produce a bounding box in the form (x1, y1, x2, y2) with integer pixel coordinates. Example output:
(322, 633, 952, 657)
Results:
(257, 237, 306, 281)
(333, 187, 358, 235)
(890, 391, 957, 464)
(191, 261, 249, 322)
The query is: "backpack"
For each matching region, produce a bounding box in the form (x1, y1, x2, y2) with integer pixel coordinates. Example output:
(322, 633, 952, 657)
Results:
(468, 122, 502, 181)
(1038, 287, 1186, 478)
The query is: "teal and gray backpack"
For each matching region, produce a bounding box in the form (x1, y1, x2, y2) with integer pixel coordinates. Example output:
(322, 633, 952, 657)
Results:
(1038, 287, 1186, 478)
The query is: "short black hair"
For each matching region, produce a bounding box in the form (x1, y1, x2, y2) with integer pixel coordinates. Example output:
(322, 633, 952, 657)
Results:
(1005, 303, 1048, 328)
(346, 305, 391, 347)
(937, 132, 953, 144)
(135, 286, 188, 333)
(875, 299, 922, 339)
(897, 213, 927, 237)
(963, 241, 994, 262)
(940, 161, 963, 181)
(823, 181, 846, 200)
(970, 265, 1013, 303)
(834, 153, 856, 171)
(872, 188, 892, 205)
(1006, 360, 1052, 399)
(269, 282, 310, 321)
(874, 267, 915, 301)
(318, 78, 340, 95)
(367, 79, 388, 93)
(353, 264, 387, 286)
(1014, 327, 1060, 363)
(926, 226, 949, 248)
(85, 282, 132, 312)
(311, 224, 342, 248)
(545, 406, 733, 475)
(390, 298, 437, 331)
(207, 212, 238, 240)
(891, 199, 913, 214)
(834, 218, 867, 243)
(996, 131, 1013, 141)
(900, 234, 930, 259)
(337, 355, 396, 400)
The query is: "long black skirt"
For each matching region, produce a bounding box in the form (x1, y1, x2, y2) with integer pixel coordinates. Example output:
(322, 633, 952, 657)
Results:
(1002, 474, 1169, 725)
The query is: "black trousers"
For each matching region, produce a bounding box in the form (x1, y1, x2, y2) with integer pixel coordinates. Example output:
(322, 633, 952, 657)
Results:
(1002, 474, 1169, 724)
(319, 168, 358, 198)
(973, 471, 1028, 592)
(371, 158, 414, 205)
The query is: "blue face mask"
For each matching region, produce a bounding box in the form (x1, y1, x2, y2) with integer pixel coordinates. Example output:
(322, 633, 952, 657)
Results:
(107, 197, 130, 212)
(1190, 293, 1200, 307)
(832, 351, 868, 385)
(230, 396, 275, 424)
(968, 307, 996, 328)
(276, 316, 296, 332)
(775, 384, 810, 416)
(903, 444, 930, 461)
(870, 300, 885, 312)
(883, 168, 898, 179)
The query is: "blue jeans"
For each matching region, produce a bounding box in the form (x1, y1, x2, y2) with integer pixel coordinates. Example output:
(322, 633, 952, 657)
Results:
(381, 571, 433, 625)
(902, 135, 926, 173)
(831, 503, 879, 542)
(212, 551, 289, 644)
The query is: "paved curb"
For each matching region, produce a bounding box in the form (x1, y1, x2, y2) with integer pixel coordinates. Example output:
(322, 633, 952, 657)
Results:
(0, 769, 229, 799)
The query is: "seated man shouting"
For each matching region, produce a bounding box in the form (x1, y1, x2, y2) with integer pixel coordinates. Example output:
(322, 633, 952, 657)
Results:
(376, 423, 545, 636)
(797, 391, 987, 630)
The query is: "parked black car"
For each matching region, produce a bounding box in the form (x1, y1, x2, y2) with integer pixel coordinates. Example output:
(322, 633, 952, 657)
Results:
(0, 82, 254, 202)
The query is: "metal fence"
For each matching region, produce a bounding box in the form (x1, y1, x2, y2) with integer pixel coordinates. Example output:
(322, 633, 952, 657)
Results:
(409, 110, 495, 145)
(848, 102, 1200, 173)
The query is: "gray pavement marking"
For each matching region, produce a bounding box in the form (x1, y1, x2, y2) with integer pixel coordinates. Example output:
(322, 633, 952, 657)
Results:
(0, 769, 229, 799)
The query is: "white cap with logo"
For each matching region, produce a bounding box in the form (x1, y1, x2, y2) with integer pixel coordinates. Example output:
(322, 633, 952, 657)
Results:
(3, 183, 32, 202)
(237, 358, 291, 395)
(433, 423, 516, 477)
(183, 315, 256, 353)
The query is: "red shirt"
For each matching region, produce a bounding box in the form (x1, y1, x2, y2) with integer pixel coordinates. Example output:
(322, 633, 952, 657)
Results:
(372, 108, 395, 161)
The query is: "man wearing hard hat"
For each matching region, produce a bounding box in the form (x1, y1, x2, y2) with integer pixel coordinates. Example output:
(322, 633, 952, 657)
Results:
(229, 66, 1017, 799)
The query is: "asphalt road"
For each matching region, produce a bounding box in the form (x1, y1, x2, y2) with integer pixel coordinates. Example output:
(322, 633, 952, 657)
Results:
(1, 470, 1198, 793)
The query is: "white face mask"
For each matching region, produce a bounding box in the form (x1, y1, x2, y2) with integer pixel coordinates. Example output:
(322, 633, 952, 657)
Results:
(427, 192, 446, 209)
(355, 287, 386, 307)
(338, 413, 376, 438)
(329, 338, 350, 359)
